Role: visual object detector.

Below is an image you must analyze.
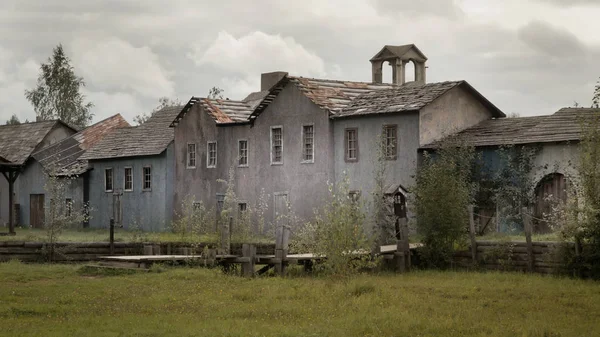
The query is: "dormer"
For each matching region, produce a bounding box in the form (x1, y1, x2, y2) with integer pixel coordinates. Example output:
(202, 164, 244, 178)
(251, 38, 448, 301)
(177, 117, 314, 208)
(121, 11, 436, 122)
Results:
(370, 44, 427, 85)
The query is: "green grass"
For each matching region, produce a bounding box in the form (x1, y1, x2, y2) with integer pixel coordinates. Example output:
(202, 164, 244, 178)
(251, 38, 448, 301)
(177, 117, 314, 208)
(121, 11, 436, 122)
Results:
(480, 231, 561, 242)
(1, 261, 599, 336)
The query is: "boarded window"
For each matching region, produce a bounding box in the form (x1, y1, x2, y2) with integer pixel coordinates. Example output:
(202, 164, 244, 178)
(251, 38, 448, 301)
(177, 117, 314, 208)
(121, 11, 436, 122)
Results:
(238, 140, 248, 166)
(124, 167, 133, 191)
(271, 127, 283, 164)
(143, 167, 151, 190)
(187, 143, 196, 168)
(207, 141, 217, 168)
(105, 168, 113, 192)
(345, 128, 358, 161)
(383, 124, 397, 160)
(302, 125, 314, 162)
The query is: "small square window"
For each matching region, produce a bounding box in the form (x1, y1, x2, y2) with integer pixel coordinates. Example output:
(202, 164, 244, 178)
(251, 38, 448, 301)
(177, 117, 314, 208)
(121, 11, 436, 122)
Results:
(143, 167, 151, 190)
(238, 203, 247, 217)
(349, 190, 361, 203)
(187, 143, 196, 168)
(207, 141, 217, 168)
(105, 168, 113, 192)
(124, 167, 133, 191)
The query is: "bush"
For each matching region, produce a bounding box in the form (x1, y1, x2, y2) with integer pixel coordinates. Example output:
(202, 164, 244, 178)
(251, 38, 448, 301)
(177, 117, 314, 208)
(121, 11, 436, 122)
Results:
(412, 142, 475, 268)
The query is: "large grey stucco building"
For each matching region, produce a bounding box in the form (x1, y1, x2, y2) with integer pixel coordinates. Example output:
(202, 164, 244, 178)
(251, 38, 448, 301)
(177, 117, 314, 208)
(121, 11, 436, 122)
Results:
(80, 106, 180, 231)
(170, 44, 505, 229)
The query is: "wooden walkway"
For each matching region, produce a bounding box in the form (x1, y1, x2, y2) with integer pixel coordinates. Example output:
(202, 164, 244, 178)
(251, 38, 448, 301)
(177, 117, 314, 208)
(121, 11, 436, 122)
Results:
(98, 243, 422, 273)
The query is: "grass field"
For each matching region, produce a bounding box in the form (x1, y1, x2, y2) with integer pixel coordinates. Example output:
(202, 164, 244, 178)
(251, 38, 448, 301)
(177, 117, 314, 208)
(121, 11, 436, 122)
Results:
(1, 261, 598, 336)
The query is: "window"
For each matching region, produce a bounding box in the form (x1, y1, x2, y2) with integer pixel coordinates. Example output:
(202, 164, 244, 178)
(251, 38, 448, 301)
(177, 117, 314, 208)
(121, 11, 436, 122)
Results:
(271, 126, 283, 164)
(143, 167, 151, 190)
(105, 168, 113, 192)
(302, 125, 314, 163)
(207, 141, 217, 168)
(238, 203, 247, 217)
(345, 128, 358, 162)
(238, 140, 248, 167)
(187, 143, 196, 168)
(383, 124, 397, 160)
(193, 202, 202, 210)
(216, 194, 225, 214)
(124, 167, 133, 191)
(65, 198, 72, 217)
(349, 190, 361, 203)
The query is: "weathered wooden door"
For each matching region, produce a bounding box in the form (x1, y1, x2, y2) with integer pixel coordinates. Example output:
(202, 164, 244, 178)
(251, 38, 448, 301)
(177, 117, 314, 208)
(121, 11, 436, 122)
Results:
(30, 194, 45, 228)
(534, 173, 567, 233)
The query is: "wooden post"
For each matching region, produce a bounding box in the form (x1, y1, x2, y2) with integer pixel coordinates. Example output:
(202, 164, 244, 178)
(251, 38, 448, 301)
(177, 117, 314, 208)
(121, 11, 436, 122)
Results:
(241, 244, 256, 278)
(274, 224, 290, 276)
(522, 207, 534, 273)
(109, 218, 115, 255)
(468, 205, 477, 265)
(221, 216, 231, 254)
(395, 240, 406, 273)
(495, 201, 500, 233)
(399, 217, 410, 271)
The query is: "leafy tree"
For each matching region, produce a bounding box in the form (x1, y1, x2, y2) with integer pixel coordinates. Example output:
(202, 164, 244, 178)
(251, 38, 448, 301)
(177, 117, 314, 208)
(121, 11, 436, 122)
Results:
(5, 114, 21, 125)
(25, 44, 93, 129)
(208, 86, 224, 99)
(134, 97, 181, 125)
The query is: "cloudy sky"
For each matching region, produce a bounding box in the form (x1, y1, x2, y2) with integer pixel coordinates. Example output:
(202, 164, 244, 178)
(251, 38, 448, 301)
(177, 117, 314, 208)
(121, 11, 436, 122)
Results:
(1, 0, 599, 125)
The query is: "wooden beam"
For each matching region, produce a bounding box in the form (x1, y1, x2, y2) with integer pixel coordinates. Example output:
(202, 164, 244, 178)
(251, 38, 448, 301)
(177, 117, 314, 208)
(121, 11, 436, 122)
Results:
(522, 207, 534, 273)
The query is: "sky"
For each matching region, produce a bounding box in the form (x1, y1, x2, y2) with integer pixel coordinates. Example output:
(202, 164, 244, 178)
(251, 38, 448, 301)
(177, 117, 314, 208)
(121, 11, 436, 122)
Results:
(1, 0, 599, 125)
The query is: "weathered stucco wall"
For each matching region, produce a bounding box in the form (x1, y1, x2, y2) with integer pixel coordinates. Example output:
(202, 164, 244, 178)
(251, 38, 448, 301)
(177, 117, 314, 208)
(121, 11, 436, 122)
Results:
(419, 85, 493, 146)
(87, 145, 173, 231)
(332, 112, 420, 201)
(13, 160, 84, 227)
(174, 84, 334, 229)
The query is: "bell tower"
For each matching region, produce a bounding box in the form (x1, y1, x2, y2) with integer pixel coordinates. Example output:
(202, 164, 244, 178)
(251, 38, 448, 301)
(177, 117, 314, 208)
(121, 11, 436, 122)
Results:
(370, 44, 427, 85)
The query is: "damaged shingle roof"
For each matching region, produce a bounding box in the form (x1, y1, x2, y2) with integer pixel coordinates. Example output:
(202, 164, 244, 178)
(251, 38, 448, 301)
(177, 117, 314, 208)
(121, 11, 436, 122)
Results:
(32, 114, 130, 175)
(338, 81, 463, 118)
(421, 108, 600, 149)
(0, 120, 76, 165)
(81, 106, 182, 160)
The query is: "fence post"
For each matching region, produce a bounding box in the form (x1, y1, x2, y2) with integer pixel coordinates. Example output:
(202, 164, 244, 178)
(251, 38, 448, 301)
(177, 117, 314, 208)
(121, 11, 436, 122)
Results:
(241, 244, 256, 278)
(109, 218, 115, 255)
(399, 217, 410, 271)
(274, 224, 290, 277)
(522, 207, 534, 273)
(221, 216, 231, 254)
(468, 205, 477, 265)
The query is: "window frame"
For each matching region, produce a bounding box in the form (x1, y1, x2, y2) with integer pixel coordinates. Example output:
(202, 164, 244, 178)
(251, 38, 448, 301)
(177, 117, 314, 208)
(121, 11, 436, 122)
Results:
(186, 143, 197, 169)
(207, 141, 217, 168)
(344, 128, 359, 162)
(142, 166, 152, 191)
(124, 166, 133, 192)
(301, 124, 315, 164)
(104, 168, 114, 192)
(270, 125, 283, 165)
(238, 139, 249, 167)
(383, 124, 398, 160)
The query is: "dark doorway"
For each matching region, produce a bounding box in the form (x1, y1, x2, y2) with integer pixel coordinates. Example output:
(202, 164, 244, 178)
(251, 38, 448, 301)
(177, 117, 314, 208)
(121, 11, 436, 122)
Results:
(30, 194, 45, 228)
(534, 173, 567, 233)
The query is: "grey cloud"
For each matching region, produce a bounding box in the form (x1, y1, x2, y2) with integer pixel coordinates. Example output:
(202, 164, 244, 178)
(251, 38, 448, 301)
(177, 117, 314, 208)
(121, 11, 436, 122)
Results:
(518, 21, 586, 59)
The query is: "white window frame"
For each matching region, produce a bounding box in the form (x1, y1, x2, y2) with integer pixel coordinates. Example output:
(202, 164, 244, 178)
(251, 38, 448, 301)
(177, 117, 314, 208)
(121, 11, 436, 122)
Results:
(124, 166, 133, 192)
(301, 124, 315, 164)
(270, 125, 283, 165)
(207, 141, 217, 168)
(187, 143, 196, 169)
(238, 139, 249, 167)
(104, 168, 113, 192)
(142, 166, 152, 191)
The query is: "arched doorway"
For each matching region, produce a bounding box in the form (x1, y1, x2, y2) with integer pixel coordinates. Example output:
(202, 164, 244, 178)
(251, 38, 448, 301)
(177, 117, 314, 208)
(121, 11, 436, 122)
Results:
(533, 173, 568, 233)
